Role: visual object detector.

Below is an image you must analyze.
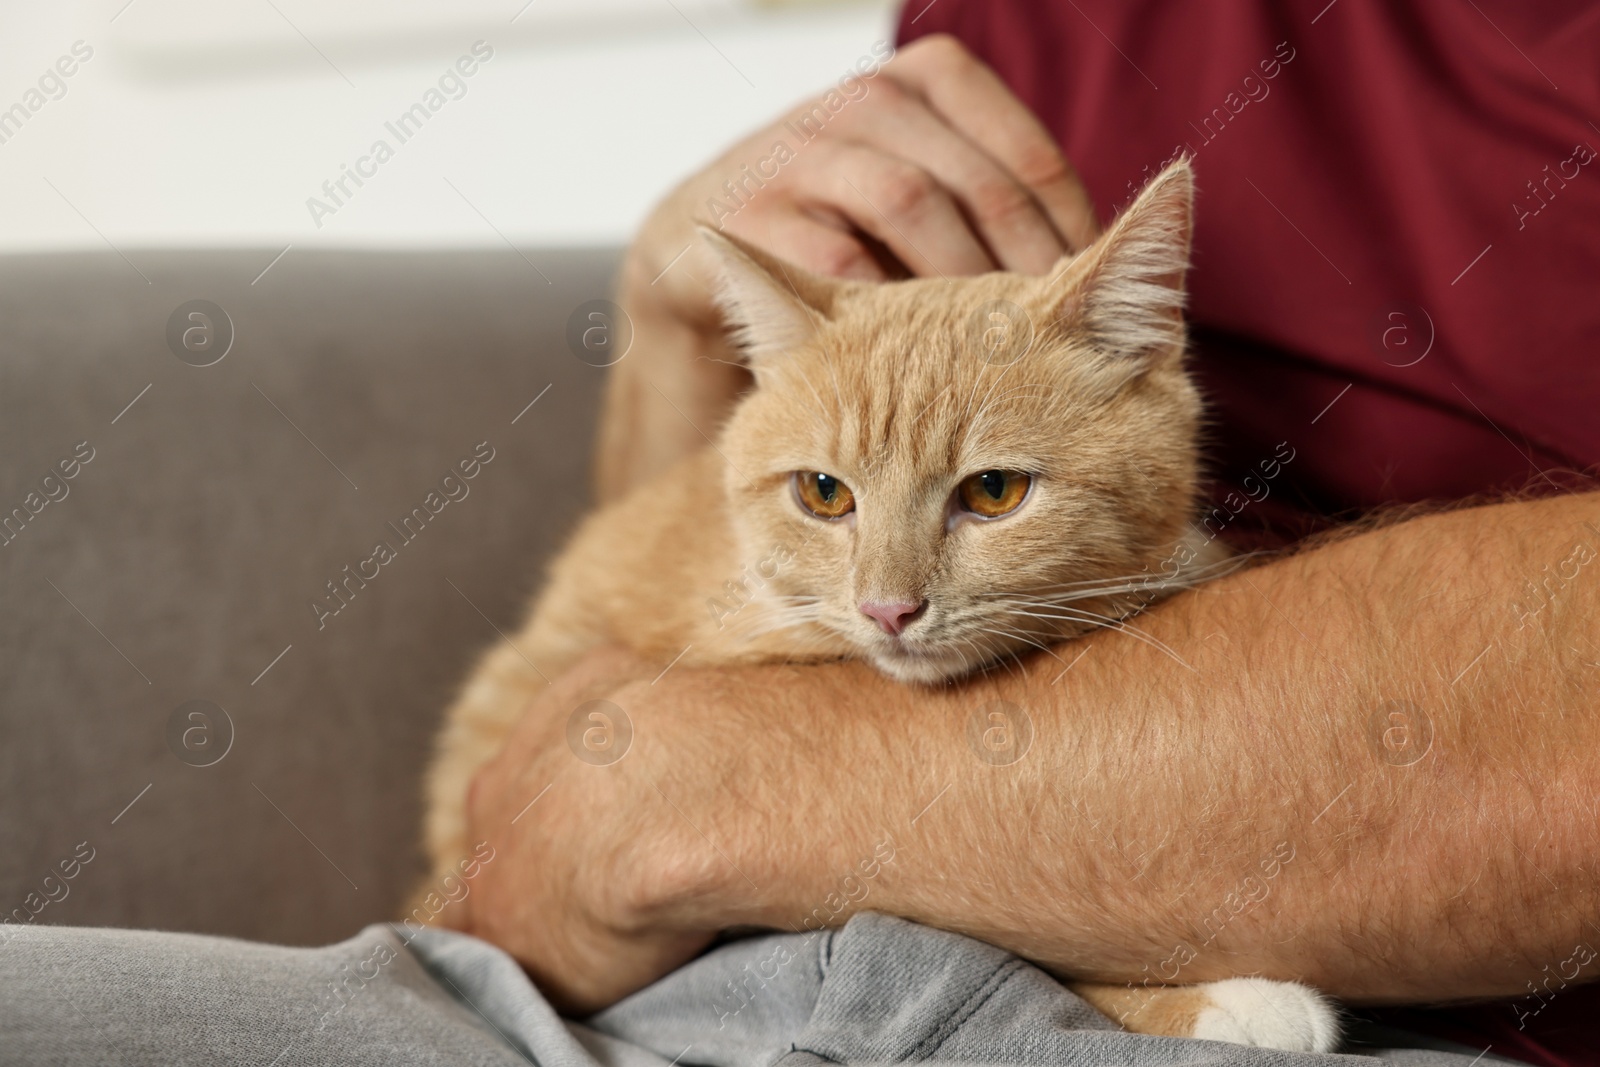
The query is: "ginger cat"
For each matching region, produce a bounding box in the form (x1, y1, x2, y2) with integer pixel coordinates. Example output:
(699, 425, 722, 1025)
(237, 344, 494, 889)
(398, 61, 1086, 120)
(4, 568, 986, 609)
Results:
(423, 160, 1339, 1052)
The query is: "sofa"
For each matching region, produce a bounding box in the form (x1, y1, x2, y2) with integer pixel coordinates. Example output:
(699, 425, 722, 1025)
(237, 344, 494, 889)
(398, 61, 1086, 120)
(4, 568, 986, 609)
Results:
(0, 247, 619, 947)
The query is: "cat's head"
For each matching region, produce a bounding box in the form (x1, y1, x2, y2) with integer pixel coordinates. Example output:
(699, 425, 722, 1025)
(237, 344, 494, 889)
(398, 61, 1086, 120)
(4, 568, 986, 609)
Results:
(705, 160, 1203, 682)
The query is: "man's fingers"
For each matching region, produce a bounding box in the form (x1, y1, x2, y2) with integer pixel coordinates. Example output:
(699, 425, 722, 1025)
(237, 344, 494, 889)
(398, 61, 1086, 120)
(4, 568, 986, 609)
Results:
(887, 34, 1100, 251)
(800, 139, 999, 278)
(723, 205, 890, 281)
(825, 78, 1070, 273)
(681, 34, 1095, 285)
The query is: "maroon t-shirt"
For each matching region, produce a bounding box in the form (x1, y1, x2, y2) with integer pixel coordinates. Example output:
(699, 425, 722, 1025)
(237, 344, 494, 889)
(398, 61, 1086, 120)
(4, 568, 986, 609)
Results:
(902, 0, 1598, 541)
(897, 1, 1600, 1062)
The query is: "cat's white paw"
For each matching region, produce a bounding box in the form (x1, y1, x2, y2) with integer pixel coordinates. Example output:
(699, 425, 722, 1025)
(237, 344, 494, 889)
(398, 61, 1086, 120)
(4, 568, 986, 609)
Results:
(1191, 978, 1340, 1053)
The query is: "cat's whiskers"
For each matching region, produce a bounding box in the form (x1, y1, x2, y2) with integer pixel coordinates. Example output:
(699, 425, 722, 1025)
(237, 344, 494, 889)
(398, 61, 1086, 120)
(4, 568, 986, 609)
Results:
(973, 625, 1069, 666)
(952, 636, 988, 675)
(740, 607, 825, 640)
(819, 341, 847, 421)
(964, 362, 1035, 442)
(986, 589, 1152, 619)
(982, 626, 1062, 681)
(960, 360, 992, 427)
(959, 631, 1021, 679)
(997, 603, 1195, 671)
(724, 593, 826, 641)
(969, 382, 1054, 438)
(910, 386, 952, 429)
(792, 370, 839, 442)
(962, 352, 1024, 428)
(779, 628, 849, 657)
(980, 553, 1258, 604)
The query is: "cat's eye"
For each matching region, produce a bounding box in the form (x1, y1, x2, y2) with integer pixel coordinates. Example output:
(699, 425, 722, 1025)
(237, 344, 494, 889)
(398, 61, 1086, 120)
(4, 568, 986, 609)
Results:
(793, 471, 855, 519)
(957, 470, 1031, 518)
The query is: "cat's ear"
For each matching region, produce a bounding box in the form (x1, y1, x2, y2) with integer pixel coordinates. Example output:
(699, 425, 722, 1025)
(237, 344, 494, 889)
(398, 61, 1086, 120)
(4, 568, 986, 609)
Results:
(1042, 158, 1193, 374)
(698, 227, 840, 364)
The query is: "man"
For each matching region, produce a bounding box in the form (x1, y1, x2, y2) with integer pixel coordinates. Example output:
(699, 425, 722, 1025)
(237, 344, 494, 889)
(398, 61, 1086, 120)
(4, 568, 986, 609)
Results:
(460, 3, 1600, 1063)
(7, 4, 1595, 1065)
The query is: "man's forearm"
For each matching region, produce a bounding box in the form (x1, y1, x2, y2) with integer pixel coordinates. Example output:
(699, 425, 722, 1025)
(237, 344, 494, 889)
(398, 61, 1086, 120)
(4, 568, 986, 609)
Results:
(650, 491, 1600, 1002)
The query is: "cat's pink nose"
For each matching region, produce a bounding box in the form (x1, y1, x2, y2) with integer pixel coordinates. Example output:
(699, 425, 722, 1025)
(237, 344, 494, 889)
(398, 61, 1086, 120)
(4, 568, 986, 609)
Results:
(859, 599, 926, 636)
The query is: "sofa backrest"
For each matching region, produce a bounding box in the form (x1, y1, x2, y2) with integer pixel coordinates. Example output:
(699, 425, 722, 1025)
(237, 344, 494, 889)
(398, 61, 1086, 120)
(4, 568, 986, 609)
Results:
(0, 247, 618, 946)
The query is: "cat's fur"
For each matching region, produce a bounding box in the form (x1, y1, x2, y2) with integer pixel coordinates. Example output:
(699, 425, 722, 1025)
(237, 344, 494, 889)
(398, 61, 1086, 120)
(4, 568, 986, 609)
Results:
(422, 160, 1339, 1052)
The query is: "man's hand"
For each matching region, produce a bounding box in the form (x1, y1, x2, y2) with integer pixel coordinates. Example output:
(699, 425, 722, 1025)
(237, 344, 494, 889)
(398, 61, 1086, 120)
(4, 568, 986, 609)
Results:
(458, 649, 716, 1015)
(597, 34, 1099, 501)
(461, 645, 941, 1014)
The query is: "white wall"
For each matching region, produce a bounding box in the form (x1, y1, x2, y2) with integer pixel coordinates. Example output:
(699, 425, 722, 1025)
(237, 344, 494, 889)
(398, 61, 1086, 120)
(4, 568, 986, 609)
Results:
(0, 0, 897, 251)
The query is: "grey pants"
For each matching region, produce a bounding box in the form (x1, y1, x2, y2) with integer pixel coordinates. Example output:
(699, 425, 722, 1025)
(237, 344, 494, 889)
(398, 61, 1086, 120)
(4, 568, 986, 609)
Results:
(0, 913, 1505, 1066)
